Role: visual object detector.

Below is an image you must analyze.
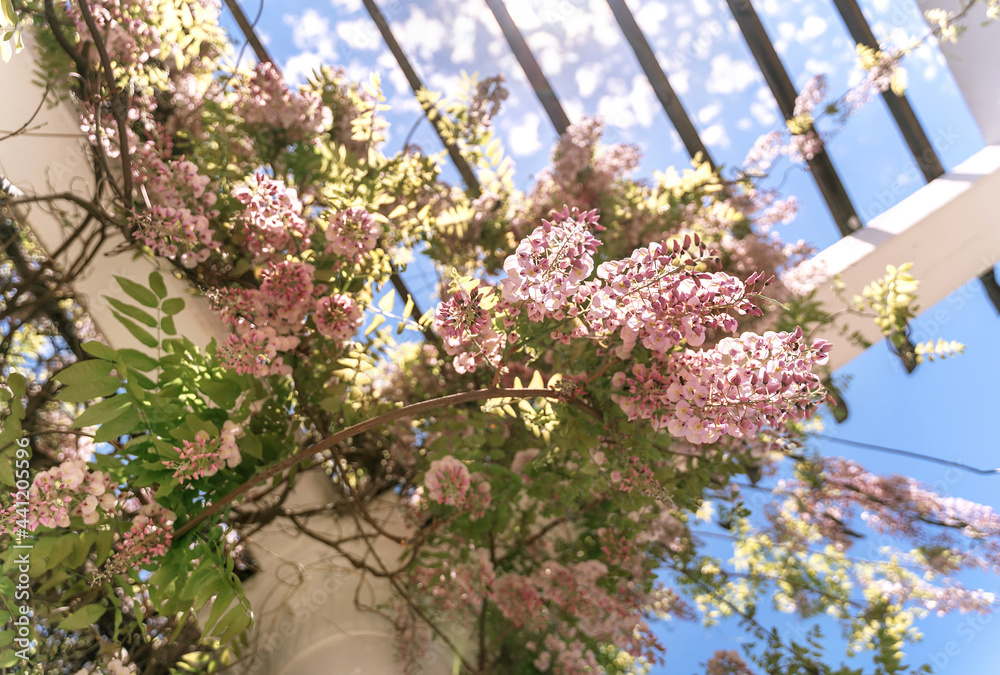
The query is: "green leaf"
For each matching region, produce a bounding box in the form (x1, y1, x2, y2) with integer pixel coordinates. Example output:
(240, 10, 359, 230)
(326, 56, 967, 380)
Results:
(119, 349, 159, 371)
(197, 379, 241, 408)
(58, 604, 106, 631)
(57, 377, 122, 402)
(82, 341, 118, 361)
(5, 371, 25, 397)
(0, 648, 17, 668)
(115, 276, 159, 308)
(94, 530, 115, 564)
(112, 311, 159, 348)
(107, 297, 158, 327)
(0, 456, 13, 486)
(238, 434, 261, 459)
(1, 0, 15, 26)
(161, 315, 177, 336)
(54, 360, 114, 385)
(72, 395, 132, 428)
(94, 408, 140, 443)
(161, 298, 186, 315)
(0, 632, 11, 651)
(203, 586, 234, 635)
(149, 271, 168, 299)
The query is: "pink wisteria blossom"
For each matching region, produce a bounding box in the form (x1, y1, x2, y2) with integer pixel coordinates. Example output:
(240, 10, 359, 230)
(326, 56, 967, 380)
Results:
(17, 460, 118, 529)
(501, 207, 603, 322)
(314, 294, 363, 342)
(232, 173, 312, 259)
(612, 328, 831, 442)
(325, 207, 381, 262)
(424, 455, 471, 506)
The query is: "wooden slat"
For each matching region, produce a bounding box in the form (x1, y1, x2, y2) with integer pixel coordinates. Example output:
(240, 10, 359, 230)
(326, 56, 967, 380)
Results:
(483, 0, 571, 136)
(831, 0, 945, 181)
(606, 0, 713, 167)
(724, 0, 862, 237)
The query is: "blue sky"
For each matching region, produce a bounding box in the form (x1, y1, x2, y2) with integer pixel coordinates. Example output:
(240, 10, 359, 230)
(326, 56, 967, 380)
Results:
(219, 0, 1000, 671)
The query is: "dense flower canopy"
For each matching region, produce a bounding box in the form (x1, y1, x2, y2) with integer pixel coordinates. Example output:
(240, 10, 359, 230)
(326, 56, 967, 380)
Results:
(0, 1, 998, 675)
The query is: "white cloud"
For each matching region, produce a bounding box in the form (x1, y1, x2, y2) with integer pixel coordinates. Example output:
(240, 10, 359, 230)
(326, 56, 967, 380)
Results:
(635, 2, 668, 37)
(450, 15, 477, 64)
(671, 68, 690, 95)
(282, 9, 337, 82)
(576, 62, 605, 98)
(804, 58, 835, 77)
(286, 9, 331, 51)
(750, 100, 778, 127)
(798, 16, 827, 42)
(563, 97, 586, 124)
(509, 112, 542, 156)
(595, 76, 658, 129)
(527, 30, 565, 75)
(330, 0, 362, 12)
(696, 102, 722, 125)
(736, 117, 753, 130)
(337, 18, 381, 52)
(706, 54, 758, 94)
(692, 0, 713, 17)
(702, 123, 730, 148)
(284, 52, 325, 86)
(399, 8, 446, 61)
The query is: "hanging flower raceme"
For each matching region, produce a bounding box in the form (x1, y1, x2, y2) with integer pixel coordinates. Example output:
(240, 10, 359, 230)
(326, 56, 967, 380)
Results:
(104, 502, 175, 574)
(9, 460, 118, 530)
(588, 241, 766, 357)
(612, 328, 832, 443)
(168, 422, 244, 484)
(232, 173, 312, 260)
(325, 207, 381, 263)
(433, 285, 504, 373)
(501, 207, 603, 322)
(233, 62, 332, 142)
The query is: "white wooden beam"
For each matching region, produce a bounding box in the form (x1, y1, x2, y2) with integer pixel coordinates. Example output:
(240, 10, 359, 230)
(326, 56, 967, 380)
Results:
(792, 144, 1000, 370)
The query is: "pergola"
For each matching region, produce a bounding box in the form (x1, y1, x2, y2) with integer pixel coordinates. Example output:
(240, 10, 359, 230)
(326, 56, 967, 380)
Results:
(3, 0, 999, 672)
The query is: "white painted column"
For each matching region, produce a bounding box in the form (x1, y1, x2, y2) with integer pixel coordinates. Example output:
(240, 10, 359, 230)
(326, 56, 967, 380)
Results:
(1, 37, 226, 352)
(236, 471, 458, 675)
(913, 0, 1000, 145)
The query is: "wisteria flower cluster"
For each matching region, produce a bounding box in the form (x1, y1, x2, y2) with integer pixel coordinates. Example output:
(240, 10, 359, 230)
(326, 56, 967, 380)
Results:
(324, 207, 382, 262)
(23, 460, 117, 529)
(104, 502, 176, 574)
(231, 173, 312, 260)
(233, 62, 331, 142)
(167, 421, 244, 483)
(501, 206, 603, 322)
(612, 328, 831, 442)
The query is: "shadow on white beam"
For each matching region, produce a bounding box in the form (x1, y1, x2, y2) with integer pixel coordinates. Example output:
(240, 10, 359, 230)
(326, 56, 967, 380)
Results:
(797, 144, 1000, 371)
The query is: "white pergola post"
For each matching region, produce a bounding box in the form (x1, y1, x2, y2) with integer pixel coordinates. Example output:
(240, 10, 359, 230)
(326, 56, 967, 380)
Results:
(2, 38, 226, 352)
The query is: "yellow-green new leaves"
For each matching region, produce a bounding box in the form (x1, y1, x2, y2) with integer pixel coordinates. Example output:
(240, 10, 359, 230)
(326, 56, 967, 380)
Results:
(915, 338, 965, 363)
(0, 0, 21, 63)
(58, 604, 107, 631)
(853, 263, 919, 338)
